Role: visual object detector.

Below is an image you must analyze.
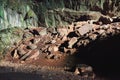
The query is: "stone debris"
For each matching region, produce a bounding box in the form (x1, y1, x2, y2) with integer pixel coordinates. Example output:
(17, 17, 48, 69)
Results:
(7, 21, 120, 79)
(27, 44, 37, 50)
(39, 28, 47, 36)
(89, 34, 97, 40)
(61, 35, 67, 41)
(46, 52, 61, 60)
(20, 50, 32, 60)
(17, 49, 26, 56)
(26, 49, 40, 60)
(53, 46, 59, 52)
(75, 24, 92, 36)
(64, 47, 76, 55)
(33, 38, 40, 44)
(46, 53, 54, 59)
(13, 49, 19, 59)
(47, 45, 59, 53)
(51, 40, 56, 44)
(100, 24, 110, 29)
(9, 22, 120, 62)
(97, 29, 105, 34)
(74, 64, 95, 78)
(74, 67, 80, 75)
(57, 27, 68, 36)
(68, 37, 78, 48)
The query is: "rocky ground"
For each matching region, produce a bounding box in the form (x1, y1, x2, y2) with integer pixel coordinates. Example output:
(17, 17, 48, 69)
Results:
(1, 21, 120, 80)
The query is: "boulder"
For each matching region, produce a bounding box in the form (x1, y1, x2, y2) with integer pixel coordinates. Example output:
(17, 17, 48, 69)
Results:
(68, 37, 78, 48)
(27, 44, 37, 50)
(76, 24, 92, 36)
(39, 28, 47, 36)
(57, 28, 68, 36)
(13, 49, 19, 59)
(20, 50, 32, 60)
(26, 49, 40, 60)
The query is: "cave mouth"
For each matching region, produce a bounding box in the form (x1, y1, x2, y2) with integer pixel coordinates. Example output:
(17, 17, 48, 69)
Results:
(74, 34, 120, 79)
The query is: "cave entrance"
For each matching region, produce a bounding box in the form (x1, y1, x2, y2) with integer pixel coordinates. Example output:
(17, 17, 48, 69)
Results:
(74, 34, 120, 79)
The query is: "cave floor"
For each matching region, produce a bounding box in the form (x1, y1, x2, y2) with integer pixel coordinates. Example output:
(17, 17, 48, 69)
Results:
(1, 21, 120, 80)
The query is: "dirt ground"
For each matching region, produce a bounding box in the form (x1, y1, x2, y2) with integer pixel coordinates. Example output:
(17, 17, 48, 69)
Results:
(0, 61, 108, 80)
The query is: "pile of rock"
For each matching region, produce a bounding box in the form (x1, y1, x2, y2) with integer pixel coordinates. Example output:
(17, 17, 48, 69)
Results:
(10, 22, 120, 61)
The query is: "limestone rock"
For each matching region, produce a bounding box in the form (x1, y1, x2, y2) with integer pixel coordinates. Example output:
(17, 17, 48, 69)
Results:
(74, 68, 80, 75)
(76, 24, 92, 36)
(51, 40, 56, 44)
(61, 36, 67, 41)
(68, 37, 78, 48)
(39, 28, 47, 36)
(13, 49, 19, 59)
(46, 53, 54, 59)
(89, 34, 97, 40)
(26, 49, 40, 60)
(20, 50, 32, 60)
(74, 64, 95, 78)
(27, 44, 37, 50)
(64, 47, 76, 55)
(48, 45, 59, 52)
(46, 53, 61, 60)
(98, 29, 105, 34)
(17, 49, 26, 56)
(100, 25, 110, 29)
(53, 46, 59, 52)
(57, 28, 68, 36)
(33, 38, 40, 44)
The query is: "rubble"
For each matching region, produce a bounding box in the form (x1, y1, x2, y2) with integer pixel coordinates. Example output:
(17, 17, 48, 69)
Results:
(8, 22, 120, 62)
(13, 49, 19, 59)
(74, 64, 95, 78)
(57, 27, 68, 36)
(89, 34, 97, 40)
(97, 29, 105, 34)
(26, 49, 40, 60)
(39, 28, 47, 36)
(75, 24, 92, 36)
(68, 37, 78, 48)
(20, 50, 32, 60)
(17, 49, 26, 56)
(33, 38, 40, 44)
(5, 21, 120, 79)
(27, 44, 37, 50)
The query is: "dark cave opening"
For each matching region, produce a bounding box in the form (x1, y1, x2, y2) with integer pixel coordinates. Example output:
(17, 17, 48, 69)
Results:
(75, 34, 120, 79)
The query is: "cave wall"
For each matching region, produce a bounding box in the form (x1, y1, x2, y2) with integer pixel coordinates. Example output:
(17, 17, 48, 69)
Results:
(0, 0, 38, 30)
(0, 0, 120, 29)
(36, 0, 120, 27)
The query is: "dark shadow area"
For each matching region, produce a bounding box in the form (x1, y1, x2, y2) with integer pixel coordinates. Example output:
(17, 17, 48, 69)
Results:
(0, 72, 43, 80)
(0, 66, 43, 80)
(74, 15, 91, 22)
(67, 32, 79, 38)
(75, 34, 120, 79)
